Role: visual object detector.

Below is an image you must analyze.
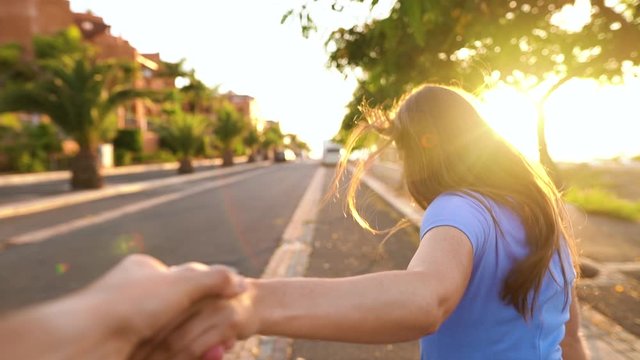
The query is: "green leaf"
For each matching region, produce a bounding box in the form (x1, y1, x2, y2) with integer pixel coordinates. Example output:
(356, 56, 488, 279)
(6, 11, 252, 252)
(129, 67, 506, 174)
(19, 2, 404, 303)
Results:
(403, 0, 425, 45)
(281, 9, 294, 24)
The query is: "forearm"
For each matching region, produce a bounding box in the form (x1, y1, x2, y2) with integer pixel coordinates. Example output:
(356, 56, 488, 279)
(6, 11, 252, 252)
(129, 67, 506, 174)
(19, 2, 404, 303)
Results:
(0, 291, 133, 360)
(249, 270, 441, 343)
(561, 335, 588, 360)
(561, 288, 588, 360)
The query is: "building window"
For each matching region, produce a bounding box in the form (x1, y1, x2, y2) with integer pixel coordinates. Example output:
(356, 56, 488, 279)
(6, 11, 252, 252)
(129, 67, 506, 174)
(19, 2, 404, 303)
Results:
(142, 68, 153, 79)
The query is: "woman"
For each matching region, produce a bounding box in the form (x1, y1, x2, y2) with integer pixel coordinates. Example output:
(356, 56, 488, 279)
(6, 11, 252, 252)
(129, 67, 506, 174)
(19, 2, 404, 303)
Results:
(158, 85, 588, 360)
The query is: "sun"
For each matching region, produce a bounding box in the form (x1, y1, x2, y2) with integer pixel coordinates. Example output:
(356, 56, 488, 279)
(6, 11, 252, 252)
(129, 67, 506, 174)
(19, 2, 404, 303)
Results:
(476, 84, 539, 160)
(476, 79, 640, 163)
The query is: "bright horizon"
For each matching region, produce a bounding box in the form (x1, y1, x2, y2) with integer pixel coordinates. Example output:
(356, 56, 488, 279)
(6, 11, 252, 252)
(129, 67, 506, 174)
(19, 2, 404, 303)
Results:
(70, 0, 640, 163)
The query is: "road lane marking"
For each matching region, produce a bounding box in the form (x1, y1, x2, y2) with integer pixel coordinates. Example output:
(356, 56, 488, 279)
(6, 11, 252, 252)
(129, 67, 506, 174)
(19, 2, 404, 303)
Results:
(228, 166, 326, 360)
(6, 167, 273, 246)
(0, 161, 269, 220)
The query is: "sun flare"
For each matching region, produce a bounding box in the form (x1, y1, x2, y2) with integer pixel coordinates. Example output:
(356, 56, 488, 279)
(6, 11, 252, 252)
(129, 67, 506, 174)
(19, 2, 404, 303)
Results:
(478, 78, 640, 163)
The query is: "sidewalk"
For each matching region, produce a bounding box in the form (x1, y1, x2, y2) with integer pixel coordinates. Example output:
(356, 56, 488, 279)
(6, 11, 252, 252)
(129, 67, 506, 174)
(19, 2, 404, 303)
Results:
(289, 169, 420, 360)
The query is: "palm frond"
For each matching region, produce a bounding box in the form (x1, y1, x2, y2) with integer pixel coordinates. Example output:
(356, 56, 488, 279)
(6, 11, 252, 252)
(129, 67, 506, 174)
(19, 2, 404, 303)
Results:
(0, 84, 56, 115)
(158, 112, 208, 157)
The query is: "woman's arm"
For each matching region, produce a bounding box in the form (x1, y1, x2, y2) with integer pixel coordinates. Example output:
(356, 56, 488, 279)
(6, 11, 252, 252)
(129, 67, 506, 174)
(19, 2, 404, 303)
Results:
(561, 288, 589, 360)
(246, 226, 473, 343)
(151, 226, 473, 358)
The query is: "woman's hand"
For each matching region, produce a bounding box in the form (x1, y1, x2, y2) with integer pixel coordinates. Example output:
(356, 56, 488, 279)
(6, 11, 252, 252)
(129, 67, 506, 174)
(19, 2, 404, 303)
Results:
(138, 279, 261, 360)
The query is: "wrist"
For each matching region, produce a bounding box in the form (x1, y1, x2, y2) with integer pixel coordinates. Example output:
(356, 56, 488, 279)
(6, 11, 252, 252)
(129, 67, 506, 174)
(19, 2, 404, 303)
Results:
(247, 278, 288, 337)
(244, 278, 269, 336)
(66, 289, 138, 357)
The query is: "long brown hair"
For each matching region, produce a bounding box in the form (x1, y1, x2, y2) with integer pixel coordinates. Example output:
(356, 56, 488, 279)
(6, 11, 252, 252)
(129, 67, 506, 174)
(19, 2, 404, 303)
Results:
(333, 84, 579, 318)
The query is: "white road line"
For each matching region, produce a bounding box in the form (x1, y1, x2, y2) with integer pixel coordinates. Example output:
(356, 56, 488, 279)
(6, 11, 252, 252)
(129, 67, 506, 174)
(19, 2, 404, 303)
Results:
(0, 161, 268, 220)
(7, 167, 272, 246)
(227, 166, 326, 360)
(280, 166, 326, 246)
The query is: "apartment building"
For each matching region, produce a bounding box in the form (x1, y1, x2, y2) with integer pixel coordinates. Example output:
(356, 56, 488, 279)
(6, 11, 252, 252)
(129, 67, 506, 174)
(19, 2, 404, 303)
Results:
(0, 0, 174, 152)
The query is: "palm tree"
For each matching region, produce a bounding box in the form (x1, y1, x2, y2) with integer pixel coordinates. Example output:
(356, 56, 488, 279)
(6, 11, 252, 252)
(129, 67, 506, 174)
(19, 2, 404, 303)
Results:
(0, 28, 152, 189)
(261, 123, 284, 160)
(284, 134, 310, 158)
(157, 60, 220, 117)
(180, 73, 217, 114)
(156, 58, 189, 79)
(157, 112, 208, 174)
(214, 103, 245, 167)
(243, 126, 260, 162)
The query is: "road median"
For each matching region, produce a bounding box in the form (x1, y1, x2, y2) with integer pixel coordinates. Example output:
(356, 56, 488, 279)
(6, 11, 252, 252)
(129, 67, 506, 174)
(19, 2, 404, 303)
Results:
(0, 157, 247, 187)
(0, 160, 267, 220)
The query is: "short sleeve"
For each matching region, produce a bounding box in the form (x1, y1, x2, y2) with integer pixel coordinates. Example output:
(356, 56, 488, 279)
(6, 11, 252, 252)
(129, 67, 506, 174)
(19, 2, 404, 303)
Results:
(420, 192, 493, 258)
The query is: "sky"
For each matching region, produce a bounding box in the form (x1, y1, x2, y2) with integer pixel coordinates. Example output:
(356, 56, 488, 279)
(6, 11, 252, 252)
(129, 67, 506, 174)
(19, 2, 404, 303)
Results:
(69, 0, 640, 162)
(69, 0, 395, 158)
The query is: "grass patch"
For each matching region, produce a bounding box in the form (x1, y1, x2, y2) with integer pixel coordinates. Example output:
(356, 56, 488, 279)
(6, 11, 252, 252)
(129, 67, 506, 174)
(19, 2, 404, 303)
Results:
(560, 164, 609, 188)
(564, 187, 640, 222)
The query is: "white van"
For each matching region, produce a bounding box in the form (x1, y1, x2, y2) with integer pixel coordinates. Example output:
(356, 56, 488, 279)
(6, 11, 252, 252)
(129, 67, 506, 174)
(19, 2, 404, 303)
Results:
(322, 141, 342, 166)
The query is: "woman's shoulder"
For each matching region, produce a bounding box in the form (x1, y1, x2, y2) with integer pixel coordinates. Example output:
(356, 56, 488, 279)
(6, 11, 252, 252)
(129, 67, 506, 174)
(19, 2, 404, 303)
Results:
(421, 190, 497, 256)
(428, 190, 495, 212)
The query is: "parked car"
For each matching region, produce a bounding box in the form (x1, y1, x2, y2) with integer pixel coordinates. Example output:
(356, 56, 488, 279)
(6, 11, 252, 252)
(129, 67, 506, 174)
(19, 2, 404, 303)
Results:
(274, 149, 297, 163)
(274, 150, 286, 162)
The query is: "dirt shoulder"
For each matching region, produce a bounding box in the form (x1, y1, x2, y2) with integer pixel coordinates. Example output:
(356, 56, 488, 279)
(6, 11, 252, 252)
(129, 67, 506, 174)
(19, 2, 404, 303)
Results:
(290, 170, 420, 360)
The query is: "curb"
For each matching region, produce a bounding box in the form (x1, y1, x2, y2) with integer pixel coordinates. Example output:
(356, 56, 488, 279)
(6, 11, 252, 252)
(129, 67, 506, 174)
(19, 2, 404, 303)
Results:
(0, 161, 267, 220)
(0, 157, 247, 187)
(225, 166, 327, 360)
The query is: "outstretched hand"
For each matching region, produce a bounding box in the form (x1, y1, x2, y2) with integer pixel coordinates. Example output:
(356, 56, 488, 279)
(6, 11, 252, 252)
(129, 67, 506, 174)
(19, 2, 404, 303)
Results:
(92, 254, 246, 340)
(0, 254, 247, 360)
(95, 254, 250, 359)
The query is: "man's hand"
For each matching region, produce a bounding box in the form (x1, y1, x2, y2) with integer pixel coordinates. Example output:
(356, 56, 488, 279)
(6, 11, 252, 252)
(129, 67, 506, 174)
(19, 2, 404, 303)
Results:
(0, 254, 246, 360)
(138, 279, 261, 360)
(88, 254, 246, 344)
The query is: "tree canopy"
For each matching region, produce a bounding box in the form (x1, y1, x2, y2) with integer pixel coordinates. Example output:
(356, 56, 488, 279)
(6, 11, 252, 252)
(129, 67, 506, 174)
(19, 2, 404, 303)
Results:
(0, 27, 149, 147)
(287, 1, 640, 136)
(0, 27, 154, 187)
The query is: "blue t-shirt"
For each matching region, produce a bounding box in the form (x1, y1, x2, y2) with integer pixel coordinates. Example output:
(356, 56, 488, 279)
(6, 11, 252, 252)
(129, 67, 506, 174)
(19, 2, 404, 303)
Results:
(419, 192, 575, 360)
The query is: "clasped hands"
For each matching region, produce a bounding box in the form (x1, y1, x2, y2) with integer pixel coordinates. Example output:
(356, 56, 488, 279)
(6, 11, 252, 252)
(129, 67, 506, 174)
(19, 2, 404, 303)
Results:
(87, 254, 258, 360)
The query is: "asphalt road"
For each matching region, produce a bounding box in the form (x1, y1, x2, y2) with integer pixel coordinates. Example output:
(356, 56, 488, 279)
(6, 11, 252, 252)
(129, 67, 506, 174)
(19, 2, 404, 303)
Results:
(0, 162, 316, 312)
(0, 163, 218, 205)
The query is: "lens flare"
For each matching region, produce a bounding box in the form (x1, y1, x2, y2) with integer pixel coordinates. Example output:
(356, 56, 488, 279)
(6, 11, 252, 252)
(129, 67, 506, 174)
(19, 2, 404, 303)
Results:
(113, 233, 145, 255)
(55, 262, 70, 275)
